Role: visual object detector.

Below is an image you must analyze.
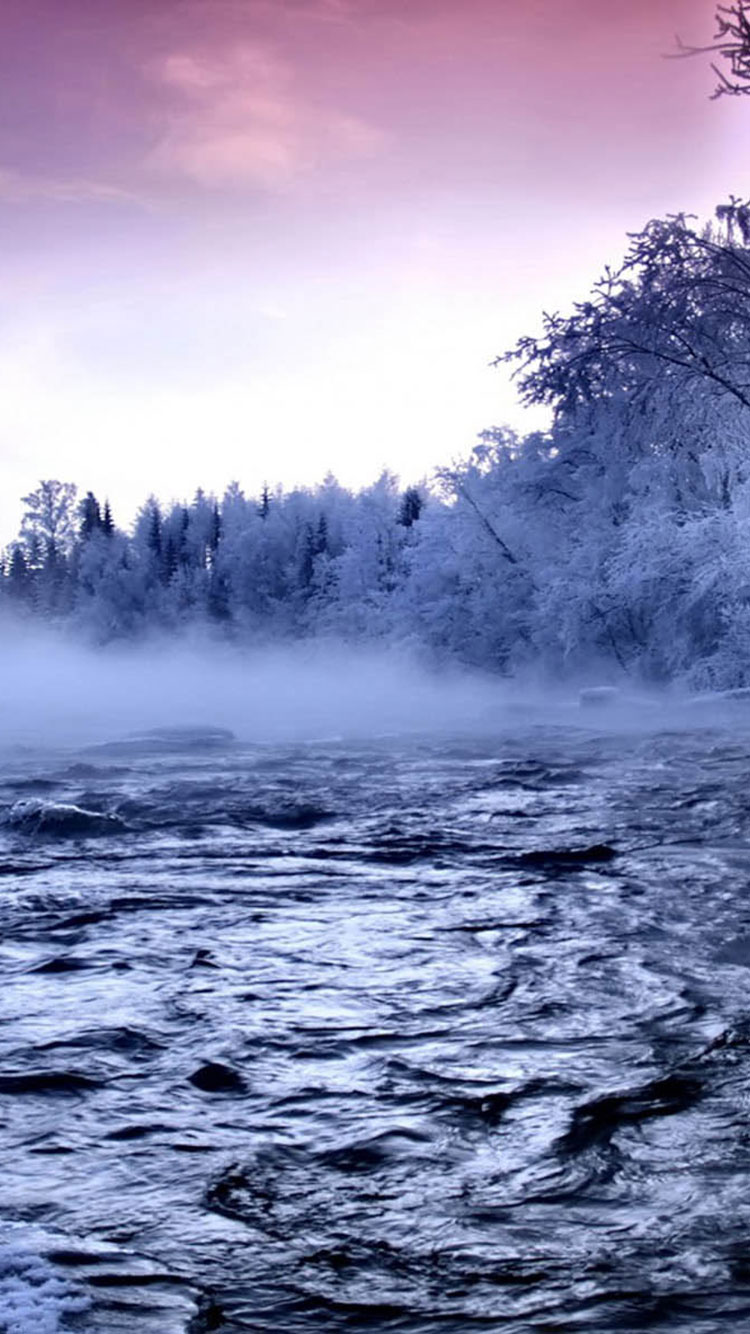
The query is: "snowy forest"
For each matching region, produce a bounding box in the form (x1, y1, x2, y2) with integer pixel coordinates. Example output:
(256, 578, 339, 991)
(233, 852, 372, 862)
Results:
(6, 199, 750, 690)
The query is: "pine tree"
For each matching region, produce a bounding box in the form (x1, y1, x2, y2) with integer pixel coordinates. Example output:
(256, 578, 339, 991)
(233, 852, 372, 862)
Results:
(209, 503, 221, 556)
(79, 491, 102, 539)
(398, 487, 423, 527)
(146, 503, 163, 558)
(7, 546, 32, 603)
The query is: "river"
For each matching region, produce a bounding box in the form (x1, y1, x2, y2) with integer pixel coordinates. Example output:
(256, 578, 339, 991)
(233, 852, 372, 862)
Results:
(3, 714, 750, 1332)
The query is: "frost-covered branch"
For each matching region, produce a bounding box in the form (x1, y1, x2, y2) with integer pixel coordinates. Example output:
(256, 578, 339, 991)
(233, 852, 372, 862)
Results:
(673, 3, 750, 98)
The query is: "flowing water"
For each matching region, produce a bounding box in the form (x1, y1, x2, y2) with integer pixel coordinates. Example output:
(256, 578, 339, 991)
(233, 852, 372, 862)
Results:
(4, 714, 750, 1332)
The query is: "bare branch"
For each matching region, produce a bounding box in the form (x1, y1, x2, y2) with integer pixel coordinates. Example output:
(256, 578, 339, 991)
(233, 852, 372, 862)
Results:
(673, 3, 750, 97)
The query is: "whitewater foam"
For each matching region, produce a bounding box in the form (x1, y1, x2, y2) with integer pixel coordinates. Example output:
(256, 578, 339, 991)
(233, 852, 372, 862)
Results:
(0, 1241, 88, 1334)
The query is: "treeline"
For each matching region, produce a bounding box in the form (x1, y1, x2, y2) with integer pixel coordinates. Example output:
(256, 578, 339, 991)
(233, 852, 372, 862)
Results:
(1, 473, 436, 648)
(6, 200, 750, 689)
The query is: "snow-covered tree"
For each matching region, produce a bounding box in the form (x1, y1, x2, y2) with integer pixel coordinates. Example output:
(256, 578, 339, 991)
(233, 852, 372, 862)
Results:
(20, 480, 78, 561)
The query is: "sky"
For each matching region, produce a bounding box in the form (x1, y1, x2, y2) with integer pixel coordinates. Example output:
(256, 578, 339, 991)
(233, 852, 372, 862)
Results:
(0, 0, 745, 542)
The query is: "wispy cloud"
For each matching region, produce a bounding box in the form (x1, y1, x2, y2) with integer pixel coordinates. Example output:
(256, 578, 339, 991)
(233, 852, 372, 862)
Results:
(0, 167, 144, 207)
(143, 41, 385, 190)
(0, 0, 385, 209)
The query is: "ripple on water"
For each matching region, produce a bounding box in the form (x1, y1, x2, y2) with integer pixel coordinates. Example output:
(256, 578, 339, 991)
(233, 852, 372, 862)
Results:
(3, 727, 750, 1330)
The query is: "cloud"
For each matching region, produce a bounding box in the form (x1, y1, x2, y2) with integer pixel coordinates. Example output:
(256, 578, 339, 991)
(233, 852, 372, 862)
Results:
(144, 41, 385, 189)
(0, 1, 385, 210)
(0, 167, 143, 207)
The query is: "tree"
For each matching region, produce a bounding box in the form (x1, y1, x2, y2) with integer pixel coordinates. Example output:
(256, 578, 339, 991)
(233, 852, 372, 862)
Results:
(20, 480, 78, 562)
(79, 491, 102, 539)
(16, 480, 77, 616)
(6, 546, 32, 603)
(144, 500, 163, 559)
(209, 502, 221, 556)
(398, 486, 423, 527)
(496, 206, 750, 425)
(676, 3, 750, 98)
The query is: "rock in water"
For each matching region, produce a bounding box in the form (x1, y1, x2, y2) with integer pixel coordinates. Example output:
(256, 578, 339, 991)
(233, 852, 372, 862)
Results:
(89, 725, 236, 756)
(5, 800, 125, 838)
(579, 686, 621, 709)
(188, 1061, 247, 1094)
(137, 725, 236, 748)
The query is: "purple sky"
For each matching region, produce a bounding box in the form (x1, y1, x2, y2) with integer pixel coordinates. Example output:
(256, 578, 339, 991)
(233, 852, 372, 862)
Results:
(0, 0, 744, 540)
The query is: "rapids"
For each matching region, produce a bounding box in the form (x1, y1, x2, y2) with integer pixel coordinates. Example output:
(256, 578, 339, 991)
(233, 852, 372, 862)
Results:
(3, 719, 750, 1331)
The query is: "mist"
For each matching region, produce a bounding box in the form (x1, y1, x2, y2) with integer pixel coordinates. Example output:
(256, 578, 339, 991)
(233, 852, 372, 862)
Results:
(3, 618, 746, 760)
(0, 623, 533, 752)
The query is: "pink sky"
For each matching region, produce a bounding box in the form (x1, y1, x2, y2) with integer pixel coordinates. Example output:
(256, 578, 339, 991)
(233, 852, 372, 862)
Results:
(0, 0, 743, 540)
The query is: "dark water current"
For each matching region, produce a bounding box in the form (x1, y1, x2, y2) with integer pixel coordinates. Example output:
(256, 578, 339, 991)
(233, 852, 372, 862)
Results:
(4, 720, 750, 1332)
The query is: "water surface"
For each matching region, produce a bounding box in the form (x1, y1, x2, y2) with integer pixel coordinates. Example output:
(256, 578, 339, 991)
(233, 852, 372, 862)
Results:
(3, 720, 750, 1331)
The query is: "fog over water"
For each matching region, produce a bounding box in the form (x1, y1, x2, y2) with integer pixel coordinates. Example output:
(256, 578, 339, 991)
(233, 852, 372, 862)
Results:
(0, 618, 724, 753)
(0, 626, 542, 750)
